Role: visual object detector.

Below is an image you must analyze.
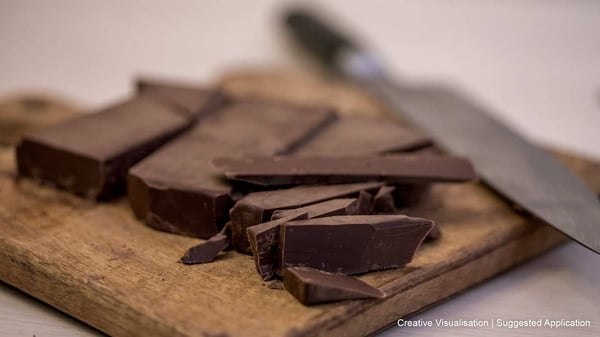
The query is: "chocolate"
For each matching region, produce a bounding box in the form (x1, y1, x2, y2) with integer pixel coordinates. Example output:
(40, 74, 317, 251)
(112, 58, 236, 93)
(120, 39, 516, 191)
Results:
(136, 78, 225, 119)
(292, 115, 431, 156)
(128, 100, 336, 238)
(372, 186, 398, 213)
(180, 233, 228, 264)
(271, 197, 364, 220)
(283, 267, 385, 305)
(247, 212, 309, 280)
(279, 215, 434, 274)
(214, 154, 477, 187)
(425, 223, 442, 242)
(16, 95, 216, 200)
(230, 182, 383, 252)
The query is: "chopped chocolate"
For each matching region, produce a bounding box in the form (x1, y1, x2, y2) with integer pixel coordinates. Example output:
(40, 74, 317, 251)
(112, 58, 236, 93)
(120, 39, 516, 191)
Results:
(292, 115, 431, 156)
(213, 154, 477, 187)
(247, 212, 309, 280)
(128, 100, 336, 238)
(230, 182, 383, 252)
(283, 267, 385, 305)
(373, 186, 398, 213)
(16, 95, 216, 200)
(357, 190, 374, 214)
(271, 198, 364, 220)
(279, 215, 434, 274)
(425, 223, 442, 242)
(266, 280, 284, 290)
(180, 233, 228, 265)
(136, 78, 225, 119)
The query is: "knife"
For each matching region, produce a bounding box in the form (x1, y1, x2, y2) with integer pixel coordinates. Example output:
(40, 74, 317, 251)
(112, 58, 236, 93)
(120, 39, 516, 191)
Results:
(283, 9, 600, 254)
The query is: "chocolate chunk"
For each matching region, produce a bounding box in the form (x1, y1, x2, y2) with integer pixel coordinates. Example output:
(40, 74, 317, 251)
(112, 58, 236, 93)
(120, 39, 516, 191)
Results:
(16, 95, 215, 200)
(357, 190, 374, 214)
(214, 154, 477, 187)
(230, 182, 383, 252)
(180, 233, 228, 264)
(247, 212, 309, 280)
(283, 267, 385, 305)
(292, 115, 431, 156)
(425, 223, 442, 242)
(373, 186, 398, 213)
(271, 197, 364, 220)
(128, 100, 336, 238)
(266, 280, 284, 290)
(279, 215, 434, 274)
(136, 78, 225, 119)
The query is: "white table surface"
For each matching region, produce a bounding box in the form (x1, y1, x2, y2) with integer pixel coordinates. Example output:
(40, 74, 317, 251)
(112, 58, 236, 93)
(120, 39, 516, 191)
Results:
(1, 1, 599, 336)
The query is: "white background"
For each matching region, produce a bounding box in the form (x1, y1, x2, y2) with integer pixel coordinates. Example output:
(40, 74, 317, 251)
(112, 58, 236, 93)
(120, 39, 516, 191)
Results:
(1, 1, 599, 336)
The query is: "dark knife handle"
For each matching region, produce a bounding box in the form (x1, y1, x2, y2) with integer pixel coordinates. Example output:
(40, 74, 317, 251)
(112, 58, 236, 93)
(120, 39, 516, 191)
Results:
(284, 9, 357, 69)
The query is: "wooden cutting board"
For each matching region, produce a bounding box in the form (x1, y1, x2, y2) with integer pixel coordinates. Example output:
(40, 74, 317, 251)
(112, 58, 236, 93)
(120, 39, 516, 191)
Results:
(1, 70, 600, 337)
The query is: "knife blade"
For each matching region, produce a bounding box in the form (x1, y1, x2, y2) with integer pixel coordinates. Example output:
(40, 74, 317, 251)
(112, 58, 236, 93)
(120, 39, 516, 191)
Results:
(284, 9, 600, 254)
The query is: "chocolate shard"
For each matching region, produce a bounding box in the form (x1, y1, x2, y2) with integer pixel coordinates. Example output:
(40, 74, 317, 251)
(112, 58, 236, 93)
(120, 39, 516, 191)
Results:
(279, 215, 434, 275)
(128, 100, 336, 238)
(180, 233, 228, 265)
(247, 212, 309, 280)
(283, 267, 385, 305)
(271, 198, 364, 220)
(292, 115, 431, 156)
(16, 95, 214, 200)
(373, 186, 398, 213)
(357, 190, 374, 215)
(213, 154, 477, 187)
(136, 78, 225, 120)
(230, 182, 383, 253)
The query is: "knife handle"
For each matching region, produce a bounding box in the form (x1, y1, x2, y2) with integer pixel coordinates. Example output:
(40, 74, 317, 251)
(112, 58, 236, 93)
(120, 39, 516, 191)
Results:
(284, 9, 357, 69)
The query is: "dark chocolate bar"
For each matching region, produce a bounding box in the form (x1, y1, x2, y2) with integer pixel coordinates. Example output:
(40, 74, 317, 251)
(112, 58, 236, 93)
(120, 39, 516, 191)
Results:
(128, 100, 336, 238)
(214, 154, 477, 187)
(230, 182, 383, 252)
(16, 95, 218, 200)
(292, 115, 431, 156)
(283, 267, 385, 305)
(247, 212, 309, 280)
(136, 78, 225, 119)
(279, 215, 434, 274)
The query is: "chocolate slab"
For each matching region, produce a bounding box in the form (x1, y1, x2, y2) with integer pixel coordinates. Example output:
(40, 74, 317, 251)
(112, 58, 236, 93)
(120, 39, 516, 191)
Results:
(279, 215, 434, 274)
(230, 182, 383, 252)
(271, 198, 363, 220)
(292, 115, 431, 156)
(136, 78, 225, 119)
(16, 95, 214, 200)
(247, 212, 309, 280)
(283, 267, 385, 305)
(214, 154, 477, 187)
(128, 100, 336, 238)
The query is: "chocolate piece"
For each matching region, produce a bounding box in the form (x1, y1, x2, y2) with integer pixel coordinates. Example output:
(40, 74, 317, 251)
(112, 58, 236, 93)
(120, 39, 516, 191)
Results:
(266, 280, 284, 290)
(373, 186, 398, 213)
(136, 78, 225, 119)
(283, 267, 385, 305)
(180, 233, 228, 265)
(231, 182, 383, 252)
(247, 212, 309, 280)
(292, 115, 431, 156)
(279, 215, 434, 274)
(214, 154, 477, 187)
(425, 223, 442, 242)
(271, 198, 364, 220)
(16, 95, 214, 200)
(357, 190, 374, 214)
(128, 100, 336, 238)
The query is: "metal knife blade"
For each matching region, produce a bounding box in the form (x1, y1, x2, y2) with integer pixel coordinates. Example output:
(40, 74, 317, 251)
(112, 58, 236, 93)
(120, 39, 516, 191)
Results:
(284, 9, 600, 254)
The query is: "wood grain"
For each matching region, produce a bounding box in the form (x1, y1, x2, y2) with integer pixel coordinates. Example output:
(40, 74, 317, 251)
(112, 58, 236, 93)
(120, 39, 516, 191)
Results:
(1, 70, 599, 337)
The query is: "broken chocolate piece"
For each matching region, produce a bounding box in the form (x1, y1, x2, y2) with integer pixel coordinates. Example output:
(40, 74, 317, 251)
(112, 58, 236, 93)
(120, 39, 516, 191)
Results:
(283, 267, 385, 305)
(373, 186, 398, 213)
(425, 223, 442, 242)
(136, 77, 225, 119)
(279, 215, 434, 274)
(230, 182, 383, 252)
(16, 95, 216, 200)
(180, 233, 228, 264)
(292, 115, 431, 156)
(214, 154, 477, 187)
(271, 198, 364, 220)
(128, 100, 336, 238)
(247, 212, 309, 280)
